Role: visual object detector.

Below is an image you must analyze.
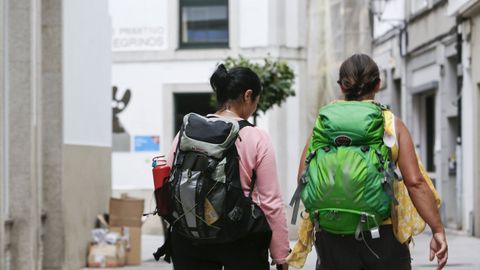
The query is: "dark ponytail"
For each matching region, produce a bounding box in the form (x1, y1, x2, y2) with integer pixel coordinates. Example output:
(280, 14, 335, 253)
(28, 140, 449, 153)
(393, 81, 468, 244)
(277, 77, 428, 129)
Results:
(338, 54, 380, 100)
(210, 64, 262, 108)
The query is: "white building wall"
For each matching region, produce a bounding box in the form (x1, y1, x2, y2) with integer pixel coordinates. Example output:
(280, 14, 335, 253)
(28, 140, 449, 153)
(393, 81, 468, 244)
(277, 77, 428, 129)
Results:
(471, 7, 480, 238)
(109, 0, 308, 203)
(111, 61, 217, 189)
(239, 0, 268, 48)
(0, 0, 5, 267)
(407, 4, 456, 52)
(61, 1, 113, 268)
(111, 59, 306, 193)
(460, 37, 475, 233)
(459, 4, 480, 234)
(448, 0, 480, 235)
(284, 0, 306, 48)
(63, 0, 112, 146)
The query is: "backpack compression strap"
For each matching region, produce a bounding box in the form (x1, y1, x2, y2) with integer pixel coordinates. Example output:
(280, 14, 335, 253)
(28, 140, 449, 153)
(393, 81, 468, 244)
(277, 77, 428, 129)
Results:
(289, 150, 317, 225)
(374, 149, 399, 206)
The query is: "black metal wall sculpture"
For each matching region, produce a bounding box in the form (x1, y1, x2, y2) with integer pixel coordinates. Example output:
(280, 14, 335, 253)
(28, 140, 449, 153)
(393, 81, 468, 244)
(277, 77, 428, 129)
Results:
(112, 86, 131, 133)
(112, 86, 132, 151)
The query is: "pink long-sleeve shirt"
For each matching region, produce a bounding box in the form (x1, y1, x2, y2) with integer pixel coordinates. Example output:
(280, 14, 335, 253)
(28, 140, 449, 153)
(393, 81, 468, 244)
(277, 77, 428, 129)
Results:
(167, 115, 290, 264)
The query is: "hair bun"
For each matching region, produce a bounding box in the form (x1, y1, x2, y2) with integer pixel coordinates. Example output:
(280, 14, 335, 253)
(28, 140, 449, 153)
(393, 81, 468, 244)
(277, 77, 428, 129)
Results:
(338, 54, 380, 100)
(210, 64, 231, 104)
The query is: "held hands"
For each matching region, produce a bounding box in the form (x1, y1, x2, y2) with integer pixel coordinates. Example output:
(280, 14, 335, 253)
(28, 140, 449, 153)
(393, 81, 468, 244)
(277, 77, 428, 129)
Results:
(429, 231, 448, 270)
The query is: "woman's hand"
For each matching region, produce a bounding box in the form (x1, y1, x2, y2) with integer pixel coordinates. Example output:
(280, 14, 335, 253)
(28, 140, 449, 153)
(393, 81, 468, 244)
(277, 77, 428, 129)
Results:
(429, 231, 448, 270)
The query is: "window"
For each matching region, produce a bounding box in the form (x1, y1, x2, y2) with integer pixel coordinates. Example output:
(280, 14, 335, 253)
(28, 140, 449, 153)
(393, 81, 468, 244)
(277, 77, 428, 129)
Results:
(411, 0, 428, 14)
(179, 0, 229, 48)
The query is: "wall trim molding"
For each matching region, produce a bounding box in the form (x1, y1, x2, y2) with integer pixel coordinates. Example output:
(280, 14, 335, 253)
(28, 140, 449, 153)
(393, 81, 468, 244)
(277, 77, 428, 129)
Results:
(113, 46, 307, 63)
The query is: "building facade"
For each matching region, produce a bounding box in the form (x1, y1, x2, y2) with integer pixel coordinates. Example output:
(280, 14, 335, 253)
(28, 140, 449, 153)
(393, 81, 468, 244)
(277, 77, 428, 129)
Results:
(373, 0, 479, 236)
(0, 0, 112, 269)
(109, 0, 309, 234)
(449, 0, 480, 237)
(109, 0, 373, 235)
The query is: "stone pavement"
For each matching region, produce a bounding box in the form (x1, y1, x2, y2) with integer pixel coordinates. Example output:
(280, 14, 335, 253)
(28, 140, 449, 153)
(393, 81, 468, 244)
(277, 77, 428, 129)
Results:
(85, 229, 480, 270)
(409, 229, 480, 270)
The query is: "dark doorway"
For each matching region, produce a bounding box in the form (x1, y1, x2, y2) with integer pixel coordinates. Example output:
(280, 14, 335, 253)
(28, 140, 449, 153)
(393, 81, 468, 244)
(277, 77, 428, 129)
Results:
(425, 94, 436, 172)
(393, 79, 402, 117)
(174, 93, 216, 134)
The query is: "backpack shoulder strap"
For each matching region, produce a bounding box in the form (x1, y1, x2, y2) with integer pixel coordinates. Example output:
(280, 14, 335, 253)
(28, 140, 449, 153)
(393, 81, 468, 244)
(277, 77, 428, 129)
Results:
(238, 119, 254, 130)
(206, 114, 253, 130)
(371, 100, 390, 111)
(382, 110, 399, 162)
(248, 170, 257, 198)
(236, 119, 256, 193)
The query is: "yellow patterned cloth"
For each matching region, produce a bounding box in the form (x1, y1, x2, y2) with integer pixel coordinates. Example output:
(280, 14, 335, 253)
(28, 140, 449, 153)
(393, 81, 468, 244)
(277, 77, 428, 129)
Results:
(286, 212, 314, 268)
(287, 109, 442, 268)
(383, 110, 441, 244)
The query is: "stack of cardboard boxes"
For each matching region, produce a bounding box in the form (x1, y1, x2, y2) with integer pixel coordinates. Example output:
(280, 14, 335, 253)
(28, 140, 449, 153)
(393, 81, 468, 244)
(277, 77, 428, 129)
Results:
(109, 195, 144, 265)
(88, 195, 144, 268)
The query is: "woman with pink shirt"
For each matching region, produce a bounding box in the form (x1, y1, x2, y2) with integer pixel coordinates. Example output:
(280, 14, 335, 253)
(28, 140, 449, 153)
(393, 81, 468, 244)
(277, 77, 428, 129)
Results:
(166, 64, 290, 270)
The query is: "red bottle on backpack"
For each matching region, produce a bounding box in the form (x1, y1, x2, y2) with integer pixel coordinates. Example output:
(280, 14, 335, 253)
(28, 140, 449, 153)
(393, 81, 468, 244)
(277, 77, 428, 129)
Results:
(152, 156, 171, 216)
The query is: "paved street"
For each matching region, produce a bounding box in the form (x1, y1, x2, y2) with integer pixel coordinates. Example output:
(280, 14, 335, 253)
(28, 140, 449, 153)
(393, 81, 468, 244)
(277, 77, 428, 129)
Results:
(85, 235, 317, 270)
(409, 229, 480, 270)
(84, 228, 480, 270)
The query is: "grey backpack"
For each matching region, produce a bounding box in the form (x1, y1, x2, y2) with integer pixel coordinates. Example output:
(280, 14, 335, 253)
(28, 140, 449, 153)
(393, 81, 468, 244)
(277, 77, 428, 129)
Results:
(164, 113, 271, 244)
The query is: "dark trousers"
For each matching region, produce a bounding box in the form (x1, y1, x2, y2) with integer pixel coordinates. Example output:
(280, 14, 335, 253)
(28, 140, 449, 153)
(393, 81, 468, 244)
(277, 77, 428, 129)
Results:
(315, 225, 412, 270)
(171, 231, 271, 270)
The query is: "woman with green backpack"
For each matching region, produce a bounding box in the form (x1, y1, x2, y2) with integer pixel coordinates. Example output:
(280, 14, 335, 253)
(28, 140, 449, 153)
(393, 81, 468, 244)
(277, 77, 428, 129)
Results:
(294, 54, 448, 270)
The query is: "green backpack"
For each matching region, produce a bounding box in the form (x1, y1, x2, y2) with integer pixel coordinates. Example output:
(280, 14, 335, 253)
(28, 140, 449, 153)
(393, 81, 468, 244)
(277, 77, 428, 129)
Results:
(290, 101, 398, 238)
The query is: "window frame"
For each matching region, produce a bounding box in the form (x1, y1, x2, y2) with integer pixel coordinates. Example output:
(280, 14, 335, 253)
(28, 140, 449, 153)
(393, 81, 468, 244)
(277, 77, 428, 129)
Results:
(178, 0, 229, 49)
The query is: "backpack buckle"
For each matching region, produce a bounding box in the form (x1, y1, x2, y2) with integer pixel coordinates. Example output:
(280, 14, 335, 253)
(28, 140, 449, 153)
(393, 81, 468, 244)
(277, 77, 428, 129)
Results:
(251, 204, 260, 219)
(305, 150, 317, 163)
(205, 159, 218, 174)
(361, 145, 370, 152)
(227, 206, 243, 222)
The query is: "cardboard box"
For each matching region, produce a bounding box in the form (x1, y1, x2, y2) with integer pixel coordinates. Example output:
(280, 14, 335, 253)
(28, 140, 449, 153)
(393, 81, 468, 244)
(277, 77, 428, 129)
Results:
(110, 226, 142, 265)
(109, 196, 144, 227)
(87, 241, 126, 268)
(109, 195, 144, 265)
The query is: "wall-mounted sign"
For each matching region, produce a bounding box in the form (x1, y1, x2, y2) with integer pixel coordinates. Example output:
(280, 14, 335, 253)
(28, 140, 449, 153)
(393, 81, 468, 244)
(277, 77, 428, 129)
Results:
(112, 26, 166, 51)
(110, 0, 168, 51)
(134, 135, 160, 152)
